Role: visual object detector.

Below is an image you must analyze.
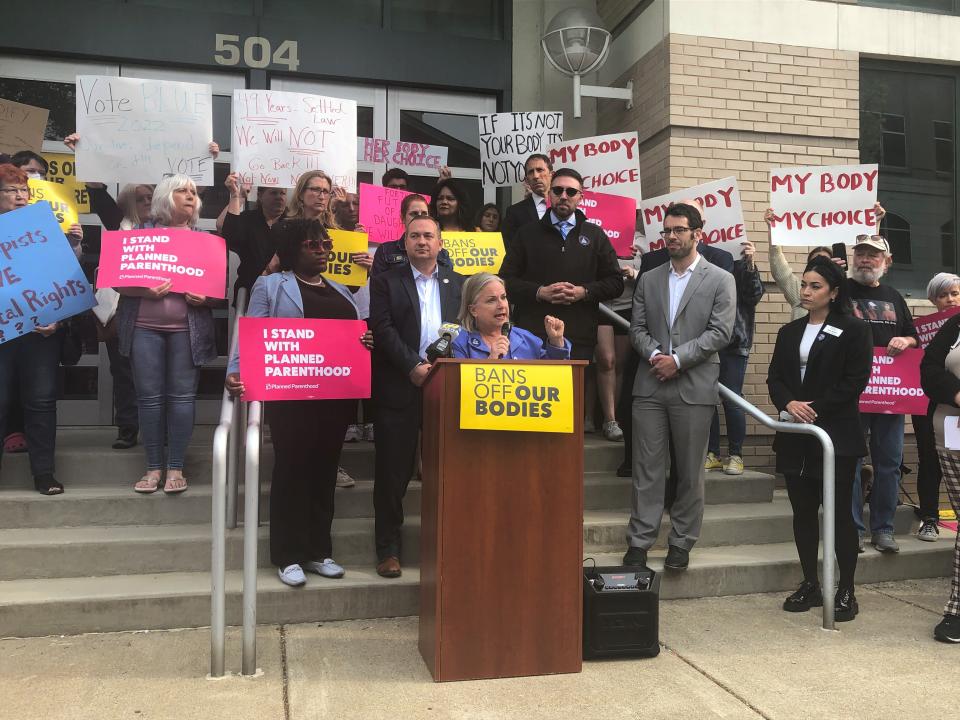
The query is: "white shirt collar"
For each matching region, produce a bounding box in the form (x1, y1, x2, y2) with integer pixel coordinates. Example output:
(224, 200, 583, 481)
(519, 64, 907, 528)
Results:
(669, 252, 701, 278)
(411, 264, 439, 281)
(549, 210, 572, 227)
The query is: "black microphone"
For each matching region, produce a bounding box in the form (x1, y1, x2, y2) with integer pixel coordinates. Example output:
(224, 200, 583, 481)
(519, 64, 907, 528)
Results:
(426, 323, 461, 363)
(498, 322, 512, 359)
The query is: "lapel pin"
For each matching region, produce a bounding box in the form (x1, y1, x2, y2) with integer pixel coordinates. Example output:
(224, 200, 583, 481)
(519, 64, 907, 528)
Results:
(443, 278, 449, 284)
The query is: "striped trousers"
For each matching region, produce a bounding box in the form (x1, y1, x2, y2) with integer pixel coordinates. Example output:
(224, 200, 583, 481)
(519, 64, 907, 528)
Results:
(935, 450, 960, 617)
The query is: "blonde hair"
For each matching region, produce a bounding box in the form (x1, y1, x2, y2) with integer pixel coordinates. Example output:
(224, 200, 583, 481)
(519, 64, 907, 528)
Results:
(287, 170, 339, 229)
(150, 175, 200, 227)
(117, 184, 154, 228)
(457, 272, 504, 332)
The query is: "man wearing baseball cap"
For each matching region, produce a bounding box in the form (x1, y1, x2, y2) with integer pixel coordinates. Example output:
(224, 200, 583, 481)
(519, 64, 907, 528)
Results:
(847, 233, 918, 554)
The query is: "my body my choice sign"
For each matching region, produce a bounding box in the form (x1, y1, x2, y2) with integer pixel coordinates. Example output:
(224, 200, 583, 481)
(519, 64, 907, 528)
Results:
(459, 363, 573, 433)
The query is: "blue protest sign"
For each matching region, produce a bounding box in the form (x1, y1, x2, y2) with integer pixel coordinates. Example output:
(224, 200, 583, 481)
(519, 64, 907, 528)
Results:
(0, 201, 95, 344)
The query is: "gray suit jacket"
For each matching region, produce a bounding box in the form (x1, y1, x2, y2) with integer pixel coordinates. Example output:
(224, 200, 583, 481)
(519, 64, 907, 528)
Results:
(630, 255, 736, 405)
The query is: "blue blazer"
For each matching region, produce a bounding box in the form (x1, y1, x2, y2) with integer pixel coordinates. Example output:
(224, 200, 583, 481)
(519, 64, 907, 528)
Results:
(227, 271, 359, 374)
(451, 325, 571, 360)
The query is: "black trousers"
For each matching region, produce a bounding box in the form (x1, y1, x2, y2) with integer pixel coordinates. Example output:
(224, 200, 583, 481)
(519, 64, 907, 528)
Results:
(784, 455, 859, 591)
(373, 399, 421, 561)
(267, 399, 351, 568)
(106, 336, 139, 432)
(912, 413, 942, 520)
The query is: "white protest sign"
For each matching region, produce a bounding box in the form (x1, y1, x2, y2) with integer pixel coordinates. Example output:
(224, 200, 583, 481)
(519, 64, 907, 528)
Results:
(769, 164, 879, 246)
(357, 137, 448, 173)
(637, 177, 746, 256)
(232, 90, 357, 190)
(75, 75, 213, 185)
(547, 132, 641, 202)
(478, 112, 563, 187)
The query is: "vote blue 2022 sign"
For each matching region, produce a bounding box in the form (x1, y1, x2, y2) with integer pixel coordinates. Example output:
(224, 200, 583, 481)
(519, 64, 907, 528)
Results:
(0, 202, 96, 344)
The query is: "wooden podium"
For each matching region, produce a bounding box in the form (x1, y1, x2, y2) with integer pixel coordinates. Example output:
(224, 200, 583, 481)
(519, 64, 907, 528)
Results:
(418, 358, 586, 682)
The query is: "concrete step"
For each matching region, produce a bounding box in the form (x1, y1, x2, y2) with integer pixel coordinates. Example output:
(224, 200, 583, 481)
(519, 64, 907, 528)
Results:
(0, 499, 920, 581)
(0, 534, 951, 638)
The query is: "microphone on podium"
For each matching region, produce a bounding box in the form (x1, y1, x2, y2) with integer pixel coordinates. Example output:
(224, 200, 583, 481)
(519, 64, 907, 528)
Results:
(426, 323, 461, 363)
(498, 322, 512, 359)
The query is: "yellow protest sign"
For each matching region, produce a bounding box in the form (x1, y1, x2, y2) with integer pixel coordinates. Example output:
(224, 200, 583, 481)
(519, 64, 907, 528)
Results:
(324, 229, 369, 288)
(459, 363, 574, 433)
(442, 232, 504, 275)
(27, 178, 78, 232)
(41, 152, 91, 213)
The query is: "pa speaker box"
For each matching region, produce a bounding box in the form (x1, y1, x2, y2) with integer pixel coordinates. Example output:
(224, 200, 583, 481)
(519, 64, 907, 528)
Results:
(582, 565, 660, 659)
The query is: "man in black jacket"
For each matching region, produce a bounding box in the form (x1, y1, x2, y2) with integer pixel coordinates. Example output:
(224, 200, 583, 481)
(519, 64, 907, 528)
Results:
(500, 153, 553, 251)
(500, 168, 624, 360)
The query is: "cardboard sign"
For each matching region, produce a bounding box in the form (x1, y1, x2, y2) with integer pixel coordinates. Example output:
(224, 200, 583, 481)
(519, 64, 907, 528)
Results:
(358, 183, 430, 245)
(478, 112, 563, 187)
(859, 348, 927, 415)
(916, 306, 960, 349)
(75, 75, 214, 185)
(459, 363, 573, 433)
(442, 232, 505, 275)
(41, 152, 91, 213)
(238, 317, 370, 401)
(358, 137, 447, 172)
(0, 98, 48, 154)
(0, 202, 96, 344)
(578, 190, 636, 256)
(769, 164, 879, 246)
(232, 89, 357, 191)
(97, 228, 226, 299)
(323, 229, 369, 288)
(637, 177, 746, 256)
(547, 132, 641, 201)
(27, 179, 78, 232)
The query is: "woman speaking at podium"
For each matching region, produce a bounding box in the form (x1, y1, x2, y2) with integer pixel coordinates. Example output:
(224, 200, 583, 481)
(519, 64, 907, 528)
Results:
(451, 272, 571, 360)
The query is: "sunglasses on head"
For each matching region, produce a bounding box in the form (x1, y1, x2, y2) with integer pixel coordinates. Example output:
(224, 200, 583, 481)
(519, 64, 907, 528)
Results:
(303, 237, 333, 250)
(550, 186, 579, 198)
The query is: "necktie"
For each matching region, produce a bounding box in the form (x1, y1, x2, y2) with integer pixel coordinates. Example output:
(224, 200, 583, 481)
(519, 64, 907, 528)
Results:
(556, 220, 570, 239)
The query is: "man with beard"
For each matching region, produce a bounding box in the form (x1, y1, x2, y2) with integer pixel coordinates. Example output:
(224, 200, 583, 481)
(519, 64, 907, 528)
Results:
(623, 203, 736, 571)
(847, 235, 918, 554)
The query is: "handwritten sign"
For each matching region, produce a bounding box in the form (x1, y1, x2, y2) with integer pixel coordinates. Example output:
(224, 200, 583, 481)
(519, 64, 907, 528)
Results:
(0, 203, 96, 344)
(769, 164, 879, 246)
(42, 152, 90, 213)
(358, 183, 430, 245)
(75, 75, 214, 185)
(238, 317, 371, 401)
(27, 179, 78, 232)
(442, 232, 505, 275)
(916, 306, 960, 349)
(478, 112, 563, 187)
(459, 363, 573, 433)
(637, 177, 746, 256)
(232, 89, 357, 190)
(547, 132, 641, 201)
(0, 98, 48, 154)
(859, 348, 927, 415)
(97, 228, 226, 299)
(578, 190, 636, 256)
(324, 229, 369, 287)
(358, 138, 448, 172)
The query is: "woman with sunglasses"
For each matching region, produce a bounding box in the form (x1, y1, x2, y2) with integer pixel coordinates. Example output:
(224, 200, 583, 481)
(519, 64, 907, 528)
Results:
(226, 219, 374, 587)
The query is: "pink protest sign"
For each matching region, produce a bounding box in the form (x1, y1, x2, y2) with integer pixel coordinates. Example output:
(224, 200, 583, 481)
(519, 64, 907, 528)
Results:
(859, 347, 927, 415)
(578, 190, 636, 256)
(359, 183, 430, 245)
(97, 228, 226, 299)
(916, 306, 960, 349)
(238, 317, 371, 401)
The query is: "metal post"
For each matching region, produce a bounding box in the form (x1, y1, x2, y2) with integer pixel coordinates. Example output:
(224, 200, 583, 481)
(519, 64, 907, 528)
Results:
(241, 401, 263, 675)
(226, 399, 240, 530)
(573, 73, 582, 118)
(210, 407, 231, 677)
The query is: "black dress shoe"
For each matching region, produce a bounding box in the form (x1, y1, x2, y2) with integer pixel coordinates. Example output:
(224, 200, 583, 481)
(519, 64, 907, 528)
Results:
(664, 545, 689, 570)
(616, 461, 632, 478)
(783, 580, 823, 612)
(112, 427, 139, 450)
(834, 587, 859, 622)
(622, 546, 648, 567)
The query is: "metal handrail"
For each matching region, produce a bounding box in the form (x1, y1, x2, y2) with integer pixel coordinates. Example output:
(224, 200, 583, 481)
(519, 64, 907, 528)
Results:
(241, 400, 263, 675)
(598, 304, 837, 631)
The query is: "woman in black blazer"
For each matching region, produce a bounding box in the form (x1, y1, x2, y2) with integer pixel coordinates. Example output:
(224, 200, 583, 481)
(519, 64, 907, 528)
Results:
(767, 257, 873, 622)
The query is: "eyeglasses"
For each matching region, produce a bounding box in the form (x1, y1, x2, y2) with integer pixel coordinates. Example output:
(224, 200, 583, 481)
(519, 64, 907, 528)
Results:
(550, 186, 580, 198)
(659, 227, 693, 239)
(855, 234, 888, 244)
(304, 186, 331, 196)
(303, 238, 334, 250)
(0, 187, 30, 197)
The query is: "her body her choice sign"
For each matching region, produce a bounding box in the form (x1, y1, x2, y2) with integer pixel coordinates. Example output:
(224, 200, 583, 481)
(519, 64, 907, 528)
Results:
(0, 202, 96, 344)
(859, 348, 927, 415)
(769, 164, 879, 246)
(97, 228, 227, 299)
(238, 317, 371, 401)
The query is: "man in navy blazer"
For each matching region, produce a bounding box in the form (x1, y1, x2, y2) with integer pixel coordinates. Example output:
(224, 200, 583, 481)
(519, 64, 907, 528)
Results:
(500, 153, 553, 251)
(369, 216, 465, 578)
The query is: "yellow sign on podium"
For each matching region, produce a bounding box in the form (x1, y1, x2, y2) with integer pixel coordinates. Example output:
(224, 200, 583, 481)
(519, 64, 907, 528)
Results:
(459, 363, 573, 433)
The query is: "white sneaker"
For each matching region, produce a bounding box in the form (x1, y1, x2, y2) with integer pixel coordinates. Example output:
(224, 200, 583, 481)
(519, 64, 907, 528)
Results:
(602, 420, 624, 442)
(362, 423, 375, 442)
(336, 467, 355, 488)
(344, 424, 361, 442)
(278, 564, 306, 587)
(304, 558, 345, 578)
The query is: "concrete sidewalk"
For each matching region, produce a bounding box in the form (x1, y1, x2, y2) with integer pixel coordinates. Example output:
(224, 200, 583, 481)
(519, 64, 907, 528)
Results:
(1, 578, 956, 720)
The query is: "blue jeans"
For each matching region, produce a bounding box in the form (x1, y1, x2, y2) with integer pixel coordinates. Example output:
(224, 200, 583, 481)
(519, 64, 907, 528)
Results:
(0, 332, 60, 477)
(130, 328, 198, 471)
(708, 352, 748, 457)
(854, 413, 904, 536)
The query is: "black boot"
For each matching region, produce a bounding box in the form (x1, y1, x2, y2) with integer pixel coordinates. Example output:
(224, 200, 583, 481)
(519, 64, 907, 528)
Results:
(834, 587, 859, 622)
(783, 580, 823, 612)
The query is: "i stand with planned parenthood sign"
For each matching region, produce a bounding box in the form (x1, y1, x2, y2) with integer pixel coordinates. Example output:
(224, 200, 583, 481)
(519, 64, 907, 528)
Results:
(0, 203, 96, 344)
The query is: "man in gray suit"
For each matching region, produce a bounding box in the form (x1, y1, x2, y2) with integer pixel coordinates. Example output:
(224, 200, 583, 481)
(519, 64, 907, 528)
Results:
(624, 203, 736, 570)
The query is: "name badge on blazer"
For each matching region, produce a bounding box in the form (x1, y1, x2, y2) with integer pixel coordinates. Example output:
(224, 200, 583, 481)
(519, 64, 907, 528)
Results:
(822, 325, 843, 337)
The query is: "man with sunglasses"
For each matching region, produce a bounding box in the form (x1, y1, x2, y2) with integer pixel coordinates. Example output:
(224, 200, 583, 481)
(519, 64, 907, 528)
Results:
(500, 168, 623, 363)
(846, 234, 918, 554)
